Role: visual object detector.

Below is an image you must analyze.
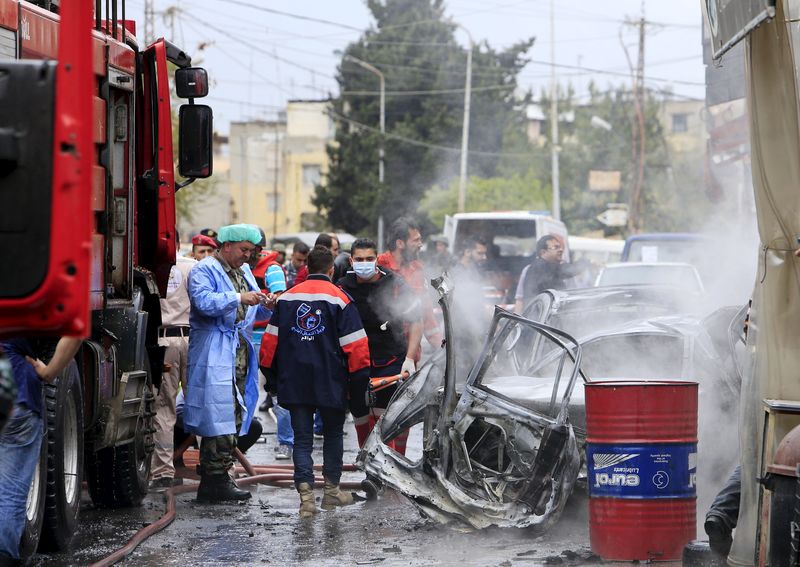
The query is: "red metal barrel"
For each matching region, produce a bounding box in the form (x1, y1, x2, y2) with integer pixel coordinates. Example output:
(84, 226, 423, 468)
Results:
(585, 381, 698, 561)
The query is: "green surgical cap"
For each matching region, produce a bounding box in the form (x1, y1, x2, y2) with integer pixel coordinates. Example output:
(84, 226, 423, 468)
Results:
(217, 224, 263, 244)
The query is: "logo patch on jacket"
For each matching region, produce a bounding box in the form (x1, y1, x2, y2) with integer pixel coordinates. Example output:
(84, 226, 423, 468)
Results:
(292, 303, 325, 340)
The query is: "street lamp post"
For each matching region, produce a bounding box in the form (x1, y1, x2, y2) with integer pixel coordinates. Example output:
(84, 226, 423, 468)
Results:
(453, 23, 474, 213)
(550, 0, 560, 220)
(343, 54, 386, 247)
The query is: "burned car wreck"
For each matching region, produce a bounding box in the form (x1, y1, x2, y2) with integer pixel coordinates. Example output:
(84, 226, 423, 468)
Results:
(358, 278, 745, 530)
(357, 277, 589, 530)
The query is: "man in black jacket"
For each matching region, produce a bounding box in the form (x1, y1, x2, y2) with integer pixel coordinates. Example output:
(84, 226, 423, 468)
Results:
(514, 235, 587, 313)
(337, 238, 421, 454)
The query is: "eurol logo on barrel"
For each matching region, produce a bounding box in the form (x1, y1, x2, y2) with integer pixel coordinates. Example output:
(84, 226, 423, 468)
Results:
(586, 443, 697, 499)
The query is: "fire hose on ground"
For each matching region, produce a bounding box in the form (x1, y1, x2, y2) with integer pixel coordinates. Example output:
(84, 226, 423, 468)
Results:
(90, 371, 409, 566)
(89, 449, 362, 567)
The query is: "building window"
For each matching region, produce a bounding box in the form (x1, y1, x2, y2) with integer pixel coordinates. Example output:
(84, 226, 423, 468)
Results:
(671, 113, 689, 133)
(267, 193, 281, 212)
(302, 164, 322, 187)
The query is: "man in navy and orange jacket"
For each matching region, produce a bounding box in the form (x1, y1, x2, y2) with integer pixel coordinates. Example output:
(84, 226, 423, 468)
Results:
(259, 245, 370, 517)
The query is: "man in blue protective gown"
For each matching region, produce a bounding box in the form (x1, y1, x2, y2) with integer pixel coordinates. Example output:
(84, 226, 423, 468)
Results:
(185, 223, 273, 502)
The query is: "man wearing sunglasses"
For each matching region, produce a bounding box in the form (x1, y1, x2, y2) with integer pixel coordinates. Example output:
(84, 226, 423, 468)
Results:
(515, 235, 586, 313)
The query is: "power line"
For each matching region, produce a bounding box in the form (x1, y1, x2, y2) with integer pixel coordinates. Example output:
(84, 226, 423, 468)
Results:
(522, 59, 704, 86)
(182, 5, 701, 90)
(215, 0, 361, 31)
(327, 108, 537, 159)
(182, 19, 293, 92)
(181, 10, 338, 80)
(341, 84, 516, 96)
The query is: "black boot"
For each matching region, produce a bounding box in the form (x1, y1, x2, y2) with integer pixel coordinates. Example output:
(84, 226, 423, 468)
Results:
(197, 474, 251, 503)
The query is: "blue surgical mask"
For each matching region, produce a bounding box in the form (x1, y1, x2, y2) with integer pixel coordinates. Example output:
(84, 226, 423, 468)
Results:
(353, 261, 377, 279)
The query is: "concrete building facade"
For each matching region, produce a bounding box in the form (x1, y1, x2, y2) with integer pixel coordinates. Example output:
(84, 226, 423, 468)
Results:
(281, 100, 334, 233)
(657, 98, 706, 157)
(176, 133, 233, 244)
(226, 99, 333, 238)
(229, 118, 286, 233)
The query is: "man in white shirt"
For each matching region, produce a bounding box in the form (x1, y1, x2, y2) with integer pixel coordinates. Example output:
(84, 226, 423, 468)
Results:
(150, 251, 196, 490)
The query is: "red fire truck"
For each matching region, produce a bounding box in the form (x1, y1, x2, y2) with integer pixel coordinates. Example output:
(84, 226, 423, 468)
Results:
(0, 0, 211, 558)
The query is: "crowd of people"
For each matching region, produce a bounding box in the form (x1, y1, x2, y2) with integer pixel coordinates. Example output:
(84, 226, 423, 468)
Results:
(0, 217, 582, 561)
(151, 218, 446, 514)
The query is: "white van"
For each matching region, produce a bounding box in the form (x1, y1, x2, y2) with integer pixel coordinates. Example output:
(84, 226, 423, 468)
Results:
(567, 236, 624, 265)
(566, 236, 625, 288)
(443, 211, 569, 301)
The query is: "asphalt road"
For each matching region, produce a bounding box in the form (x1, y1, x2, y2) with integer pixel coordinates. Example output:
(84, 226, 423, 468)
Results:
(30, 404, 610, 567)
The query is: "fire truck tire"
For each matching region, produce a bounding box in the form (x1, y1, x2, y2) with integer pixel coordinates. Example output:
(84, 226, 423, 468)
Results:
(86, 442, 150, 508)
(86, 387, 154, 508)
(19, 423, 48, 560)
(39, 362, 84, 551)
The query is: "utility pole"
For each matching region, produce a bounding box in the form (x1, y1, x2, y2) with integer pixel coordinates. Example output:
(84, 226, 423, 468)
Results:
(163, 5, 177, 43)
(549, 0, 560, 220)
(144, 0, 155, 45)
(456, 25, 474, 214)
(272, 124, 281, 236)
(619, 4, 648, 234)
(628, 8, 646, 234)
(238, 132, 248, 224)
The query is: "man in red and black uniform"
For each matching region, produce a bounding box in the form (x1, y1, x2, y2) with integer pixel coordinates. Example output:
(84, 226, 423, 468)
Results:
(377, 217, 442, 357)
(338, 238, 421, 453)
(259, 246, 370, 517)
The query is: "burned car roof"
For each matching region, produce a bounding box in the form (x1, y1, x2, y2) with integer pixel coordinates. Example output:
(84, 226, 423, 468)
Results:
(523, 284, 706, 342)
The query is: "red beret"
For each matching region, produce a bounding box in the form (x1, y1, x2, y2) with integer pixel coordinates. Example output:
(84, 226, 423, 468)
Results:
(191, 234, 218, 248)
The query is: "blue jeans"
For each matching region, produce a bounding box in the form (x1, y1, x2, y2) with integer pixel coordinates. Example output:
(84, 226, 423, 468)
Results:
(272, 396, 293, 447)
(313, 410, 323, 435)
(287, 405, 345, 487)
(0, 407, 43, 559)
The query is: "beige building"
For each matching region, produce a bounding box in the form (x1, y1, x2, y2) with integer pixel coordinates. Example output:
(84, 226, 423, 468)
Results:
(229, 118, 285, 233)
(657, 98, 706, 156)
(228, 99, 333, 237)
(176, 133, 233, 243)
(281, 100, 333, 233)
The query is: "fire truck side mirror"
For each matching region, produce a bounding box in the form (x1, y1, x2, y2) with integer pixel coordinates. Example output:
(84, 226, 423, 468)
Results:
(175, 67, 209, 99)
(178, 104, 213, 179)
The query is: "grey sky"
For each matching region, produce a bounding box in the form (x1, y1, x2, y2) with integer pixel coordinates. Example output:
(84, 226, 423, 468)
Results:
(126, 0, 706, 134)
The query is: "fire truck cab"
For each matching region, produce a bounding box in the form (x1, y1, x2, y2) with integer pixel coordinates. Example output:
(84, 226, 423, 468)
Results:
(0, 0, 211, 558)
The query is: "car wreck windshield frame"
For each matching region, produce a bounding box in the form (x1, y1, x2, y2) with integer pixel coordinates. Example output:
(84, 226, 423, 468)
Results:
(468, 308, 588, 421)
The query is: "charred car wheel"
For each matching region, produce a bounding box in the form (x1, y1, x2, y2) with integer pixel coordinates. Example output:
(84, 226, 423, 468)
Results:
(19, 423, 47, 560)
(361, 477, 383, 501)
(682, 540, 727, 567)
(86, 387, 154, 508)
(39, 362, 84, 551)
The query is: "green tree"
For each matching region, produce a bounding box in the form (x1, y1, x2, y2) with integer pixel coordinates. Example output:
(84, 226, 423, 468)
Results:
(314, 0, 534, 234)
(421, 169, 549, 228)
(536, 84, 709, 236)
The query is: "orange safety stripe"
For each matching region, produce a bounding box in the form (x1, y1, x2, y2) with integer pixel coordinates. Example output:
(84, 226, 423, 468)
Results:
(280, 278, 353, 307)
(259, 324, 279, 367)
(342, 335, 370, 374)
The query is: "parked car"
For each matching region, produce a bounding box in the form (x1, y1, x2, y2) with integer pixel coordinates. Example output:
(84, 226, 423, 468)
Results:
(359, 277, 745, 530)
(620, 232, 709, 263)
(521, 285, 701, 344)
(594, 262, 705, 294)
